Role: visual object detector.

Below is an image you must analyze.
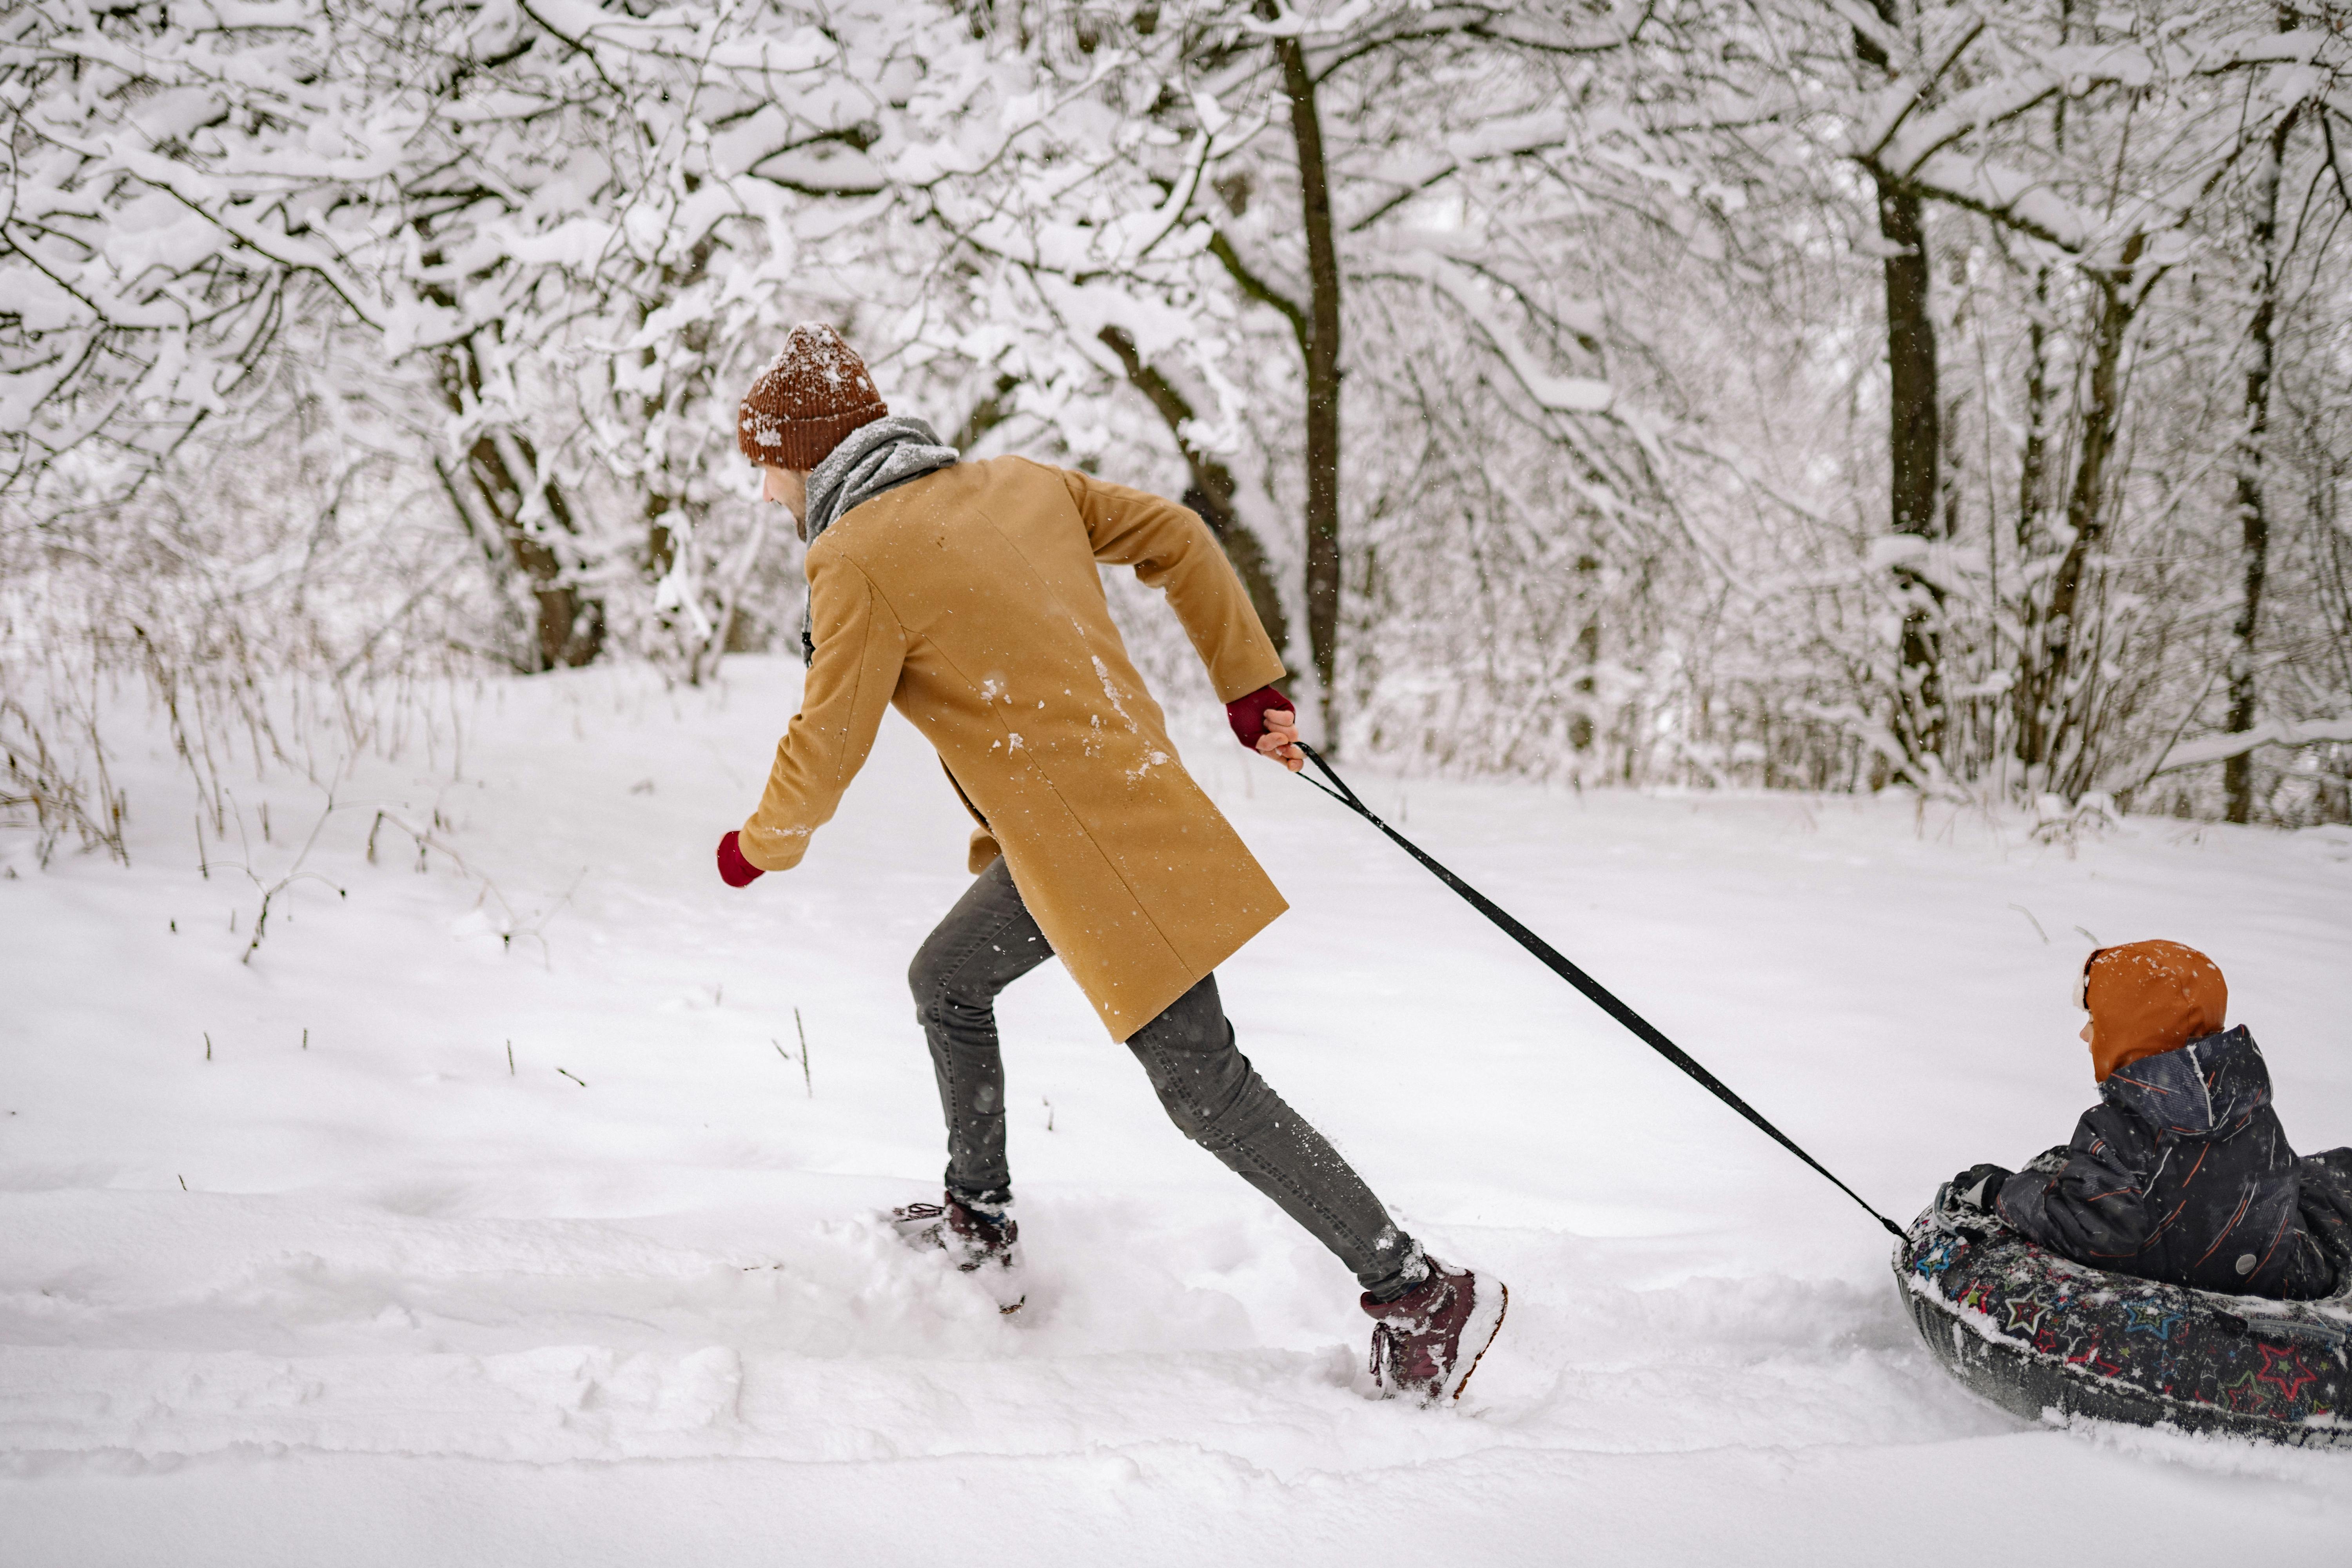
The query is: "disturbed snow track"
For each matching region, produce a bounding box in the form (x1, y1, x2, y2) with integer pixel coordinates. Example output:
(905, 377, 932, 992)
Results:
(1, 1189, 1962, 1469)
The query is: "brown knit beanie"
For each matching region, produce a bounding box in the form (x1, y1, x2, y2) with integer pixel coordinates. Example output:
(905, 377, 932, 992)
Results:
(2081, 940, 2228, 1083)
(737, 323, 887, 470)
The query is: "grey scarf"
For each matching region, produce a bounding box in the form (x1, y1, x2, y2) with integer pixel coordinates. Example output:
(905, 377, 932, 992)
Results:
(799, 414, 958, 664)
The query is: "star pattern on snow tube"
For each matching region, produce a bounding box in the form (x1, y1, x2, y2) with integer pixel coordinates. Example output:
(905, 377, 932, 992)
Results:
(2002, 1295, 2053, 1337)
(1915, 1237, 1962, 1277)
(2216, 1370, 2272, 1414)
(2120, 1300, 2183, 1340)
(2063, 1339, 2123, 1379)
(2253, 1343, 2319, 1403)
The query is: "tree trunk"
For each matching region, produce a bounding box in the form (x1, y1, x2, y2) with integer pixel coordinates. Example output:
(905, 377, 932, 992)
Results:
(1097, 326, 1292, 675)
(2014, 274, 2052, 554)
(2010, 266, 2052, 775)
(1877, 188, 1947, 770)
(1269, 18, 1344, 750)
(1878, 181, 1941, 550)
(434, 340, 603, 671)
(1863, 5, 1945, 775)
(639, 229, 716, 596)
(2225, 108, 2296, 823)
(2031, 232, 2146, 783)
(485, 428, 604, 671)
(1571, 552, 1601, 753)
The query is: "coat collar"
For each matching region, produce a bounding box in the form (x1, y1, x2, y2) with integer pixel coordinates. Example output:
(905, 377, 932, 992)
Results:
(2099, 1024, 2269, 1140)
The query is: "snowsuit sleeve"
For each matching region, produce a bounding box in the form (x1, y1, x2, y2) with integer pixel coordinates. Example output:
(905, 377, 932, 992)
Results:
(1994, 1105, 2158, 1265)
(738, 545, 906, 872)
(2301, 1149, 2352, 1289)
(1058, 467, 1285, 702)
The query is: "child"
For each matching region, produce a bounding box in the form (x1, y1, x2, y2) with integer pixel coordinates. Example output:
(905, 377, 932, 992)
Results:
(1949, 940, 2347, 1300)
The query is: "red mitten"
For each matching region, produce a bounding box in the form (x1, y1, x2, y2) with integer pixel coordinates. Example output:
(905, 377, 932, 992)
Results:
(716, 830, 765, 887)
(1225, 685, 1295, 750)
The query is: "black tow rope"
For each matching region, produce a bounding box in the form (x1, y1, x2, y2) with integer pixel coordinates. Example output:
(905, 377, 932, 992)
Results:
(1295, 744, 1906, 1240)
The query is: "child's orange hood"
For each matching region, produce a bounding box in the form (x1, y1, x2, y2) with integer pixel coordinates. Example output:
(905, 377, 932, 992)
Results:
(2085, 940, 2227, 1083)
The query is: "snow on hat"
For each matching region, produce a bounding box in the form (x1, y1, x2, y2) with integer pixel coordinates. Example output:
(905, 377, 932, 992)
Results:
(2080, 939, 2227, 1083)
(737, 323, 887, 470)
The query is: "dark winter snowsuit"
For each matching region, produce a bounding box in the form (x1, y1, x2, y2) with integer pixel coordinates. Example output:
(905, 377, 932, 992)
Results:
(1994, 1027, 2344, 1299)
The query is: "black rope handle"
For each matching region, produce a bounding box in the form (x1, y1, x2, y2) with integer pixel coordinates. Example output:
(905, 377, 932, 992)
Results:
(1294, 744, 1905, 1240)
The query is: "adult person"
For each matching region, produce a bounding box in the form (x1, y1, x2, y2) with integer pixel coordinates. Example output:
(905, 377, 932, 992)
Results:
(714, 323, 1504, 1403)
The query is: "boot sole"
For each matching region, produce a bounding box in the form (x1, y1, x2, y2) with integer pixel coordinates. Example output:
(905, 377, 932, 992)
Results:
(1439, 1278, 1508, 1404)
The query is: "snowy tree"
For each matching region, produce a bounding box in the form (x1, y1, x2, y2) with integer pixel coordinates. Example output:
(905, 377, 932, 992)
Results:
(8, 0, 2352, 842)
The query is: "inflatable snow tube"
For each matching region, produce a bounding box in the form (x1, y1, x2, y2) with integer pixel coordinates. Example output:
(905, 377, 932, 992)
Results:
(1896, 1190, 2352, 1447)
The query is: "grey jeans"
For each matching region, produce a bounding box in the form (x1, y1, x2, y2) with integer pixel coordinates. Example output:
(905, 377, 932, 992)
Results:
(909, 856, 1426, 1299)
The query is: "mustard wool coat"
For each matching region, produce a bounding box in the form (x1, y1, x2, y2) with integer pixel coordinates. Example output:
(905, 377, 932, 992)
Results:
(737, 456, 1290, 1040)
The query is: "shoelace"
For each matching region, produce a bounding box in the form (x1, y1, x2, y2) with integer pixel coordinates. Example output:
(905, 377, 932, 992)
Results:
(897, 1201, 1013, 1266)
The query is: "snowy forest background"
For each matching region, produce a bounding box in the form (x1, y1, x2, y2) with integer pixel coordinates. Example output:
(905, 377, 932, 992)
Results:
(13, 0, 2352, 870)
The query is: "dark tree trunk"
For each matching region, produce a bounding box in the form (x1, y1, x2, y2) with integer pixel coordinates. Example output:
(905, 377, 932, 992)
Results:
(2029, 232, 2146, 782)
(477, 428, 604, 671)
(2016, 270, 2052, 556)
(640, 228, 717, 594)
(1859, 2, 1945, 775)
(1098, 327, 1293, 673)
(644, 492, 677, 583)
(435, 340, 603, 671)
(1269, 17, 1344, 750)
(2009, 266, 2053, 773)
(2226, 108, 2296, 824)
(1571, 553, 1601, 753)
(1878, 181, 1941, 549)
(1873, 191, 1945, 771)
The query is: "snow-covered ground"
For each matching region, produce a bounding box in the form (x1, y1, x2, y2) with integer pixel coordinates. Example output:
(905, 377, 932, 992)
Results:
(5, 658, 2350, 1565)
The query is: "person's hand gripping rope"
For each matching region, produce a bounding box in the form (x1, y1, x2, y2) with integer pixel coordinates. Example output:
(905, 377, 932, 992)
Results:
(1227, 685, 1303, 772)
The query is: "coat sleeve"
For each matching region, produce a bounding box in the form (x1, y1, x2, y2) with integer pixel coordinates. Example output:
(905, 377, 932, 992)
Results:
(737, 547, 906, 872)
(1058, 466, 1286, 702)
(1994, 1107, 2158, 1265)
